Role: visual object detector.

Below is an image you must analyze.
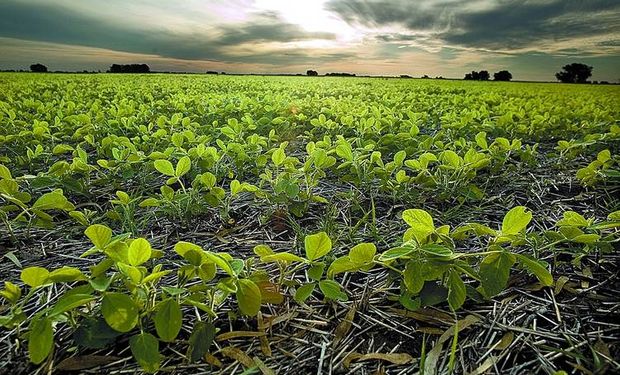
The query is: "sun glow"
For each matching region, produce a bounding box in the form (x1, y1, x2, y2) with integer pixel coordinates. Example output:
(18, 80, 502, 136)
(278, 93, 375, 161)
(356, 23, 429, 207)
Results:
(252, 0, 361, 42)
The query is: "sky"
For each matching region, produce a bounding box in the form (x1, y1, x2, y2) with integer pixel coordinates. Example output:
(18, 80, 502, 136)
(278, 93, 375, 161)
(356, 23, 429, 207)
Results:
(0, 0, 619, 81)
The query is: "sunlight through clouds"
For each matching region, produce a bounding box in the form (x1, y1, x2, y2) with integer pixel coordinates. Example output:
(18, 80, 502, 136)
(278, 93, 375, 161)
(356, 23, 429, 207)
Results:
(0, 0, 618, 80)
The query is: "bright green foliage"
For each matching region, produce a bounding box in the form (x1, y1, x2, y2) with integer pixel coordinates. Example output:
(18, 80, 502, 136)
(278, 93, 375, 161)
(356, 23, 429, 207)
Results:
(154, 299, 182, 342)
(402, 209, 435, 243)
(128, 238, 151, 266)
(85, 224, 112, 249)
(294, 283, 316, 303)
(305, 232, 332, 261)
(28, 317, 54, 364)
(236, 279, 262, 316)
(501, 206, 532, 236)
(319, 280, 348, 301)
(20, 266, 50, 288)
(101, 293, 139, 332)
(0, 73, 617, 373)
(479, 252, 516, 297)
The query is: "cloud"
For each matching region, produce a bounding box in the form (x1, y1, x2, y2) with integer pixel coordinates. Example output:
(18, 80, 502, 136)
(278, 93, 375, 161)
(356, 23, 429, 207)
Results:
(0, 0, 618, 80)
(326, 0, 620, 53)
(215, 11, 336, 46)
(0, 0, 337, 63)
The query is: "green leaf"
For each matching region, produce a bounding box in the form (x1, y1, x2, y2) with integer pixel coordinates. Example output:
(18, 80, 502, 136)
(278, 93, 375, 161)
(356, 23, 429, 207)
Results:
(84, 224, 112, 249)
(304, 232, 332, 261)
(128, 238, 152, 266)
(475, 131, 488, 149)
(0, 281, 21, 304)
(501, 206, 532, 235)
(403, 260, 424, 294)
(204, 251, 235, 276)
(139, 198, 160, 207)
(89, 276, 112, 292)
(73, 317, 121, 349)
(116, 190, 130, 205)
(28, 317, 53, 364)
(447, 269, 466, 310)
(129, 333, 161, 374)
(32, 189, 74, 211)
(21, 266, 50, 288)
(230, 179, 242, 196)
(154, 299, 182, 342)
(154, 159, 175, 177)
(118, 263, 143, 284)
(261, 252, 305, 263)
(236, 279, 261, 316)
(572, 234, 601, 244)
(48, 266, 85, 283)
(479, 252, 516, 297)
(294, 283, 316, 303)
(271, 147, 286, 166)
(399, 293, 421, 311)
(101, 293, 139, 333)
(307, 262, 325, 281)
(349, 243, 376, 264)
(402, 209, 435, 243)
(319, 280, 348, 301)
(419, 244, 453, 257)
(0, 164, 12, 180)
(187, 321, 216, 363)
(49, 293, 95, 317)
(327, 256, 358, 277)
(556, 211, 589, 228)
(143, 270, 172, 284)
(378, 246, 414, 261)
(597, 149, 611, 163)
(253, 245, 274, 257)
(419, 282, 448, 306)
(335, 142, 353, 161)
(515, 254, 553, 286)
(174, 241, 205, 265)
(175, 156, 191, 177)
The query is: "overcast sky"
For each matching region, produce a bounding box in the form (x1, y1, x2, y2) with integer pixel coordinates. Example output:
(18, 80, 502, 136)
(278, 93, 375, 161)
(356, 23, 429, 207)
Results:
(0, 0, 619, 81)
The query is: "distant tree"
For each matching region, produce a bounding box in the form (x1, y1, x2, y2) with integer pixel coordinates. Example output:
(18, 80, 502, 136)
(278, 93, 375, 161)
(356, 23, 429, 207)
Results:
(325, 72, 356, 77)
(555, 63, 592, 83)
(306, 70, 318, 76)
(422, 74, 430, 79)
(464, 71, 480, 80)
(108, 64, 150, 73)
(493, 70, 512, 81)
(206, 70, 218, 74)
(30, 63, 47, 72)
(400, 74, 412, 78)
(465, 70, 492, 81)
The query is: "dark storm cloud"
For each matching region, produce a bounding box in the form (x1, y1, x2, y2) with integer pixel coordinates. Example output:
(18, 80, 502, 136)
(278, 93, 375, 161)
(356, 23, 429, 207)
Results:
(326, 0, 620, 50)
(0, 0, 336, 63)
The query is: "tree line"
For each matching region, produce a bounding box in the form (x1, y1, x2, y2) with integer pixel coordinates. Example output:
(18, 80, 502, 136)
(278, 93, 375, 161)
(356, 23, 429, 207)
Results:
(108, 64, 150, 73)
(461, 63, 595, 83)
(15, 62, 608, 84)
(464, 70, 512, 81)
